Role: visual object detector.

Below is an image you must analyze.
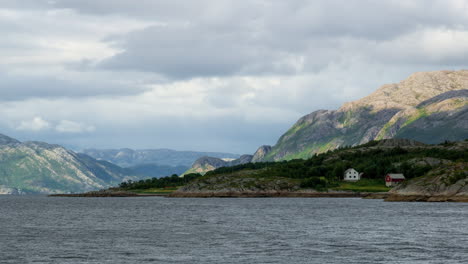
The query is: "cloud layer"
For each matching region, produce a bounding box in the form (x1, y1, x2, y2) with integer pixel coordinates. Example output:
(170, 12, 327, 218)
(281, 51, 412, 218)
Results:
(0, 0, 467, 153)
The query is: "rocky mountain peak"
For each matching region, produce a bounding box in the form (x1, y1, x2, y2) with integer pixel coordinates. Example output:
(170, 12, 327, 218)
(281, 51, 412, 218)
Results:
(252, 145, 272, 162)
(340, 70, 468, 112)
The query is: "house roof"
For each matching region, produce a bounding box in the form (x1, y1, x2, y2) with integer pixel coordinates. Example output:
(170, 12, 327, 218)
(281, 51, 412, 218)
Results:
(345, 168, 357, 173)
(387, 173, 405, 179)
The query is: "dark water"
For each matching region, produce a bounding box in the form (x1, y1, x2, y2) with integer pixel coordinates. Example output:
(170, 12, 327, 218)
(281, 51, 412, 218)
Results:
(1, 196, 468, 264)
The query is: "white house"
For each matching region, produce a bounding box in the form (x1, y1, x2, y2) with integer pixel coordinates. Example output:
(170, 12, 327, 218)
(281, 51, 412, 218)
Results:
(344, 168, 360, 181)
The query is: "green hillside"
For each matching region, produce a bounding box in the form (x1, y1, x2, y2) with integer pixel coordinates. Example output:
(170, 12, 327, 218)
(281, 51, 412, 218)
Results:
(0, 134, 136, 194)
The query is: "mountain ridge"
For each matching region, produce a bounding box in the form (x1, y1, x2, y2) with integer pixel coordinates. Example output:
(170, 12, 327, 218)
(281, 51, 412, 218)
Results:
(0, 134, 137, 194)
(263, 70, 468, 161)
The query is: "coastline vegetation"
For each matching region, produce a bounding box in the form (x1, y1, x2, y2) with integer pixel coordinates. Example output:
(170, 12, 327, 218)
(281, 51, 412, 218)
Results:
(118, 173, 202, 192)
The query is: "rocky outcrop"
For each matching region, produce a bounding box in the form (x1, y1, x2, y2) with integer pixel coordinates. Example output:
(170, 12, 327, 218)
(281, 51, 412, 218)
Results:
(186, 156, 229, 174)
(169, 191, 366, 198)
(252, 145, 272, 162)
(184, 154, 253, 175)
(261, 70, 468, 161)
(385, 162, 468, 202)
(174, 169, 300, 194)
(373, 138, 426, 147)
(231, 154, 254, 165)
(0, 133, 138, 194)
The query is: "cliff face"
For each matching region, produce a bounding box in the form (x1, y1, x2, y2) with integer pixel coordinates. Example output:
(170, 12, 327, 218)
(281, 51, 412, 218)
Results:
(262, 70, 468, 161)
(0, 134, 136, 194)
(252, 145, 272, 162)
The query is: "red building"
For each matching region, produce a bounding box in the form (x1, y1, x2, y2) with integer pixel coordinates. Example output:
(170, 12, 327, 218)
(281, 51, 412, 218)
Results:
(385, 173, 405, 187)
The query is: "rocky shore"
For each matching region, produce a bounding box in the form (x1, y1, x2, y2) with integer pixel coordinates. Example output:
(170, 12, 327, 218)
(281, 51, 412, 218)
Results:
(384, 194, 468, 202)
(49, 189, 385, 198)
(382, 162, 468, 202)
(49, 191, 168, 197)
(49, 190, 468, 202)
(168, 191, 374, 198)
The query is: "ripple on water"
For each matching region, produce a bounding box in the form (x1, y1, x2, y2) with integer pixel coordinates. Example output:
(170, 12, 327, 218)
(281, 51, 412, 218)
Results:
(0, 196, 467, 263)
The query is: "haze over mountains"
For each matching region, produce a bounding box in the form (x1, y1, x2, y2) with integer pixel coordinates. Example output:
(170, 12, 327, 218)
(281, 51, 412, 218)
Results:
(82, 148, 239, 168)
(188, 70, 468, 174)
(82, 148, 240, 178)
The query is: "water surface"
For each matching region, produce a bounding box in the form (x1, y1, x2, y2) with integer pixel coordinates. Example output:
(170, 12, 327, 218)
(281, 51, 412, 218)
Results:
(1, 196, 467, 263)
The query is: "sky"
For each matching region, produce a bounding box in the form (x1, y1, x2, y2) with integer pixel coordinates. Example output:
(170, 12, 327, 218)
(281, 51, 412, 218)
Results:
(1, 0, 468, 154)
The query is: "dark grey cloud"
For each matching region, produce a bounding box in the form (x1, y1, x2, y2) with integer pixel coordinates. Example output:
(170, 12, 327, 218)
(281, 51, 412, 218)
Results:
(0, 72, 147, 101)
(98, 24, 299, 79)
(88, 0, 468, 79)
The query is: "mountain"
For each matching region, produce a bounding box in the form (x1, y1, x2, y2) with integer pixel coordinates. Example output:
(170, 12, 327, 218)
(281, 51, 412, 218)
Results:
(0, 134, 136, 194)
(252, 145, 272, 162)
(184, 155, 254, 175)
(261, 70, 468, 161)
(82, 148, 239, 168)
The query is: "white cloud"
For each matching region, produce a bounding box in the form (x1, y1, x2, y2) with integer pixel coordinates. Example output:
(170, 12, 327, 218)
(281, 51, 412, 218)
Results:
(55, 120, 95, 133)
(16, 117, 50, 131)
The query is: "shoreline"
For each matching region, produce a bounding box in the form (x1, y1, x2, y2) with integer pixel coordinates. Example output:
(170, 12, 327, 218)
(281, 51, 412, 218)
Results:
(384, 194, 468, 202)
(48, 191, 468, 202)
(50, 191, 386, 198)
(49, 192, 169, 197)
(167, 191, 372, 198)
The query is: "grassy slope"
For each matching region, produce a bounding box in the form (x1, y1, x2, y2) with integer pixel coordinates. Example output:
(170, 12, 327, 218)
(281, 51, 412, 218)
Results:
(265, 95, 467, 161)
(332, 179, 391, 193)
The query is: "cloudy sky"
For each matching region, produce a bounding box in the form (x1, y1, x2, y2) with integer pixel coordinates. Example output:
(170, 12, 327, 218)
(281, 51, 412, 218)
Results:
(1, 0, 468, 153)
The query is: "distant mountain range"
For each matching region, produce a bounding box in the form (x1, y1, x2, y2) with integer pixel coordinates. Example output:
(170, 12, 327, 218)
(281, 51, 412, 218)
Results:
(0, 134, 136, 194)
(187, 70, 468, 174)
(81, 148, 240, 178)
(82, 148, 239, 167)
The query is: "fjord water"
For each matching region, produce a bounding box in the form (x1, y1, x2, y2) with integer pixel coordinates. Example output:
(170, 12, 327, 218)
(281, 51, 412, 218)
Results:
(1, 197, 467, 264)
